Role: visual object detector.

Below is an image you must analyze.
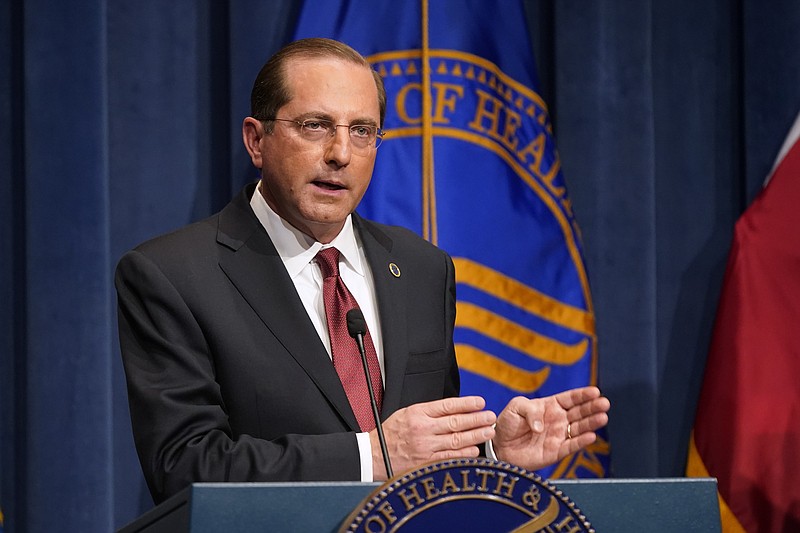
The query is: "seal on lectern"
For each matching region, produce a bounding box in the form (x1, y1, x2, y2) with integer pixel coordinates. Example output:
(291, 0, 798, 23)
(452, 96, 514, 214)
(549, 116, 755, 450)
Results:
(339, 458, 593, 532)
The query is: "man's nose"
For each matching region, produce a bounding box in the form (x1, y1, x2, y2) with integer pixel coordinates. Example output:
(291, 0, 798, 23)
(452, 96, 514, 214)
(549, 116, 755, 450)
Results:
(324, 126, 352, 166)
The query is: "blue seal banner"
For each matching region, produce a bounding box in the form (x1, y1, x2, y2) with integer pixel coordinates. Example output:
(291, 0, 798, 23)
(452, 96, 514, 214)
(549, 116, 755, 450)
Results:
(340, 458, 593, 532)
(294, 0, 610, 479)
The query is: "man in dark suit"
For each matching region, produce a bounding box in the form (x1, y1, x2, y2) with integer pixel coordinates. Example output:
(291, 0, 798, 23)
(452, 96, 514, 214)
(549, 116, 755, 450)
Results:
(116, 38, 610, 505)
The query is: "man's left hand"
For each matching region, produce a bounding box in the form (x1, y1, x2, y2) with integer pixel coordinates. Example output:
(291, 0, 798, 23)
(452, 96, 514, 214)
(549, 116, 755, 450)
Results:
(492, 386, 610, 471)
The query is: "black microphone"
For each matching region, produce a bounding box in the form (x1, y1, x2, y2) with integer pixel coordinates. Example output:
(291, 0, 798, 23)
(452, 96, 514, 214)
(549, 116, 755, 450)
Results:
(346, 308, 393, 478)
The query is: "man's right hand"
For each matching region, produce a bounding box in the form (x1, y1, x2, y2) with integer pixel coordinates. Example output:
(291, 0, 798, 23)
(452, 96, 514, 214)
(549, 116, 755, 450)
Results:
(369, 396, 497, 480)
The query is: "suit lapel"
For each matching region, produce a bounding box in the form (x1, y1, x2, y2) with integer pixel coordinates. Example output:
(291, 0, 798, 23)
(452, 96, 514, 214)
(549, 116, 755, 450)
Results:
(354, 215, 410, 418)
(216, 186, 360, 431)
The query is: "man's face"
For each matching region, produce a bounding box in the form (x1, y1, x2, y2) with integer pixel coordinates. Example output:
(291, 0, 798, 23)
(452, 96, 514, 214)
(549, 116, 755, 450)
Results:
(254, 57, 380, 243)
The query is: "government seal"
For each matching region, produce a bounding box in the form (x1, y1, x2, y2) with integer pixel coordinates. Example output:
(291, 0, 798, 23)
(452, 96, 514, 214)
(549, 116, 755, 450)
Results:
(340, 458, 593, 532)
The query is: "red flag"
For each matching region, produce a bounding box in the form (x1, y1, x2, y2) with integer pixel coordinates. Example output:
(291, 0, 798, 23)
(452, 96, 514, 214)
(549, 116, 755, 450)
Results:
(687, 112, 800, 532)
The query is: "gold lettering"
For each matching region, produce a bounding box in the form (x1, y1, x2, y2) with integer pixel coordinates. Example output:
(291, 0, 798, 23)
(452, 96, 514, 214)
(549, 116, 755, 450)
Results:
(492, 473, 519, 498)
(553, 515, 582, 533)
(397, 483, 425, 511)
(522, 485, 542, 511)
(475, 469, 494, 492)
(364, 515, 386, 533)
(460, 470, 477, 492)
(468, 88, 522, 151)
(431, 82, 464, 125)
(395, 83, 422, 125)
(376, 501, 397, 525)
(517, 134, 566, 199)
(517, 133, 546, 177)
(468, 89, 502, 140)
(421, 477, 441, 500)
(541, 152, 565, 197)
(440, 472, 460, 495)
(501, 108, 523, 150)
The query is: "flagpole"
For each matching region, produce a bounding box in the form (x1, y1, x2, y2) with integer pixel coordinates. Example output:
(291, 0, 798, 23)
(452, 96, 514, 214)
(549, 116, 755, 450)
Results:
(420, 0, 437, 244)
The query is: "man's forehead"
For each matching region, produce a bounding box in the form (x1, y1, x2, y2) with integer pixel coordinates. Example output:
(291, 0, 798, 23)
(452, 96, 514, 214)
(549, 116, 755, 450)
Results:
(284, 55, 370, 79)
(281, 57, 380, 115)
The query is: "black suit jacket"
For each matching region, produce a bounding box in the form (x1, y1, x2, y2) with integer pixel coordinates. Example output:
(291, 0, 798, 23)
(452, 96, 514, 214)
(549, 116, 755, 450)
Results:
(116, 183, 460, 503)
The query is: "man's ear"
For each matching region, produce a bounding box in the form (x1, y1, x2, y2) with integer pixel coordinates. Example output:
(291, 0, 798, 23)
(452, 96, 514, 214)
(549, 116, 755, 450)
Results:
(242, 117, 265, 169)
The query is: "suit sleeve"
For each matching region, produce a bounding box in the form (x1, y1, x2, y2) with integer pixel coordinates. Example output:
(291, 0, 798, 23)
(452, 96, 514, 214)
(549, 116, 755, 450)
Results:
(116, 249, 361, 504)
(444, 252, 461, 399)
(445, 251, 489, 458)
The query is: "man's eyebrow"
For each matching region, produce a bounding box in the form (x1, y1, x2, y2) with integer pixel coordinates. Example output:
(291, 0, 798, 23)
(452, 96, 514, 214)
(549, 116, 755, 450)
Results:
(293, 111, 378, 126)
(354, 117, 379, 127)
(292, 111, 334, 122)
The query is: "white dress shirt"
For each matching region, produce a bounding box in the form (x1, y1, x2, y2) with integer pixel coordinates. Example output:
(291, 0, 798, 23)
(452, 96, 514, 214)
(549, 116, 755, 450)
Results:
(249, 183, 382, 481)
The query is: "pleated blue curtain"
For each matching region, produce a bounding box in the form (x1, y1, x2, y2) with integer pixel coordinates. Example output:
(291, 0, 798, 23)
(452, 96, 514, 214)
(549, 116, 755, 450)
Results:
(549, 0, 747, 477)
(2, 1, 114, 531)
(1, 1, 798, 530)
(543, 0, 800, 478)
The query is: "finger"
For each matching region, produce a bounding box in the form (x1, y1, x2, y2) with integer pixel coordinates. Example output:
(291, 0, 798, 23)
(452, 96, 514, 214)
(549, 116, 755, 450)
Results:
(572, 413, 608, 435)
(567, 396, 611, 423)
(429, 425, 496, 452)
(568, 412, 609, 438)
(430, 445, 483, 462)
(428, 409, 496, 435)
(556, 386, 602, 410)
(419, 395, 487, 417)
(503, 395, 543, 416)
(497, 396, 546, 433)
(563, 431, 598, 456)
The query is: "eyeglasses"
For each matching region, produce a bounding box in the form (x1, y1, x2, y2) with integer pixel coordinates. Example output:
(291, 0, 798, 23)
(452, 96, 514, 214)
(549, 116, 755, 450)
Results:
(263, 118, 385, 151)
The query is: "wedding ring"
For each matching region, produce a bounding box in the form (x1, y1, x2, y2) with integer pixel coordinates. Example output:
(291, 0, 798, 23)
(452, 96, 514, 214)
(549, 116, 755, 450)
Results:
(566, 423, 572, 439)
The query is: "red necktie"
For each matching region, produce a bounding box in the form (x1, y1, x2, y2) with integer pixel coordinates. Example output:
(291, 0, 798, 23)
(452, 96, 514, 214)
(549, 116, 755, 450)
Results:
(316, 247, 383, 431)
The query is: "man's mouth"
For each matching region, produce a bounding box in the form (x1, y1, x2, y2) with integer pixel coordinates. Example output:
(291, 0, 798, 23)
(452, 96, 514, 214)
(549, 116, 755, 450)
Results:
(313, 179, 346, 191)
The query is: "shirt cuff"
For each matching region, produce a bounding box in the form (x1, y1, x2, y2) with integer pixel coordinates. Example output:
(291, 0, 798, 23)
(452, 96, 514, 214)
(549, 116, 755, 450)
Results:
(485, 425, 498, 460)
(356, 432, 374, 481)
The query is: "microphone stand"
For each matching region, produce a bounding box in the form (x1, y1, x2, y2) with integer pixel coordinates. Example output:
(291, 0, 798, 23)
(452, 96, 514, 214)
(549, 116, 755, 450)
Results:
(347, 309, 393, 478)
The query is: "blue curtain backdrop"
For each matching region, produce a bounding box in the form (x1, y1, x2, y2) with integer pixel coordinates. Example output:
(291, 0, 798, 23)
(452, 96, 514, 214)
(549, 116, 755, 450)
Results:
(1, 0, 799, 530)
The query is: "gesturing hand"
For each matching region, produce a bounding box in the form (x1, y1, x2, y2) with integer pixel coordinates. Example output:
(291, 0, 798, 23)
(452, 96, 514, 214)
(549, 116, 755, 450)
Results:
(370, 396, 497, 480)
(492, 386, 610, 471)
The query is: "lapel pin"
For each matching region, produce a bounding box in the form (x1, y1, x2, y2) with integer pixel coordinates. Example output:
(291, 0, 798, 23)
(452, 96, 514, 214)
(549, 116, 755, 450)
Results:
(388, 262, 401, 278)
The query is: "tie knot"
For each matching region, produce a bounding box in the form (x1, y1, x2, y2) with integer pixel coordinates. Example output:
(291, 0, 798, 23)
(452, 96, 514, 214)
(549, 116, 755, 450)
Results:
(316, 247, 341, 279)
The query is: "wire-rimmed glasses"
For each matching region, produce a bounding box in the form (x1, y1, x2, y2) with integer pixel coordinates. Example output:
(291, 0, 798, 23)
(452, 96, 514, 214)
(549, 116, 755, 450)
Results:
(262, 117, 385, 151)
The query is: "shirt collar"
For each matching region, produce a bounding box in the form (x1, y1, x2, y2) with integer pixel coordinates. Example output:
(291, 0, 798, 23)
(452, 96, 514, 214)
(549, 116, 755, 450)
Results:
(249, 181, 365, 279)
